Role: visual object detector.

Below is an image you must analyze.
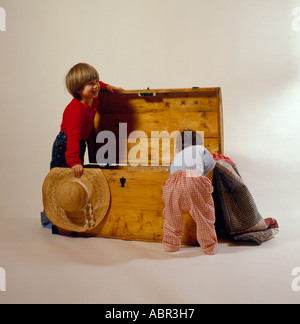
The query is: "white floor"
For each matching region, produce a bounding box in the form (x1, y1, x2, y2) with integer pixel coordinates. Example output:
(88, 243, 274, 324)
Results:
(0, 216, 299, 304)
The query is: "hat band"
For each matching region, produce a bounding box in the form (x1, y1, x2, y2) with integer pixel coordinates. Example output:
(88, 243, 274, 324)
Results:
(72, 179, 95, 230)
(73, 179, 90, 208)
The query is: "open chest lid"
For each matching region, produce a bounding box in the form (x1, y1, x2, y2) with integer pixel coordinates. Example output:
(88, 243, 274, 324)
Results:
(88, 87, 224, 169)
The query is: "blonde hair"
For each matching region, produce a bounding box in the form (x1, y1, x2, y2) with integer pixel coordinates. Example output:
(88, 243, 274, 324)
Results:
(65, 63, 99, 100)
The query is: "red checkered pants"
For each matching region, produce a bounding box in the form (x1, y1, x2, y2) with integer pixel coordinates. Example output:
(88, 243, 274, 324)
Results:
(162, 170, 218, 255)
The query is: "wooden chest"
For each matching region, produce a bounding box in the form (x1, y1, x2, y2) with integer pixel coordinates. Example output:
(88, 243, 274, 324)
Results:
(56, 87, 224, 245)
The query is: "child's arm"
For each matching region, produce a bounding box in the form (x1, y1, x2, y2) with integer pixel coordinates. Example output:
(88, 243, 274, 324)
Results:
(106, 84, 124, 93)
(63, 104, 85, 177)
(99, 81, 108, 90)
(99, 81, 124, 93)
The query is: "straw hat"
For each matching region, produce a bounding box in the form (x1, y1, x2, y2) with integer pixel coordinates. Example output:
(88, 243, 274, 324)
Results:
(42, 168, 110, 232)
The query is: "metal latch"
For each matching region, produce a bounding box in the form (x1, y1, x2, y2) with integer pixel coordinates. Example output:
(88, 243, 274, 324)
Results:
(138, 87, 156, 97)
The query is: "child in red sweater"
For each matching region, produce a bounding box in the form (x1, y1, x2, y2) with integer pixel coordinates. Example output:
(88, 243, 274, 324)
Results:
(50, 63, 123, 177)
(41, 63, 123, 227)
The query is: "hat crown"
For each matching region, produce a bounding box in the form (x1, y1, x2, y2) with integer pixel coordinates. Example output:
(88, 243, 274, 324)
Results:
(42, 168, 110, 233)
(55, 181, 88, 212)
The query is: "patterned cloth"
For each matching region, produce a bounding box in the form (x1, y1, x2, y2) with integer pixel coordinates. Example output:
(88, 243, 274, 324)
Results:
(212, 153, 235, 166)
(162, 170, 219, 255)
(212, 159, 279, 244)
(233, 218, 279, 245)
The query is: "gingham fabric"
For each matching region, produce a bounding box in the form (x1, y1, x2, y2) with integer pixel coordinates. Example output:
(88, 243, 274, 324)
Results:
(162, 170, 219, 255)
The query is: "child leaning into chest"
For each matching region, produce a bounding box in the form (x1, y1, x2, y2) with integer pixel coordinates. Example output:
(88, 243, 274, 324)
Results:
(162, 130, 219, 255)
(50, 63, 124, 178)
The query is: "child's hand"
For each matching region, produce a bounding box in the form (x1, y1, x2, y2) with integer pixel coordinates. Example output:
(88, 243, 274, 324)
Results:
(72, 164, 83, 178)
(106, 84, 124, 94)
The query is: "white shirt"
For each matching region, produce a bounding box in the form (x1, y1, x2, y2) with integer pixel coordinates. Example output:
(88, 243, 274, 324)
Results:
(170, 145, 205, 176)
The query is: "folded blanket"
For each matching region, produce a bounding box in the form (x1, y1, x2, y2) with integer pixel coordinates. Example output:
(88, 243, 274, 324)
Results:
(212, 158, 279, 244)
(233, 218, 279, 245)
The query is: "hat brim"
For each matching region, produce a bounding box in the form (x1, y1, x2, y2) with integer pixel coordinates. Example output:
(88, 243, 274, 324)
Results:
(42, 168, 110, 232)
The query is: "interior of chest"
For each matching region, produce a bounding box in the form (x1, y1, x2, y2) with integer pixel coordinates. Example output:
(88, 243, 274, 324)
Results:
(87, 87, 223, 171)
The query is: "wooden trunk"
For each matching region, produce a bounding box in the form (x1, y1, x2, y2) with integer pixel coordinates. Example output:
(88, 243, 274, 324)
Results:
(55, 87, 224, 245)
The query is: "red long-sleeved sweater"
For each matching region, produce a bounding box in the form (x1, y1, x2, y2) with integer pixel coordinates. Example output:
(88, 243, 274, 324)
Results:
(60, 81, 107, 167)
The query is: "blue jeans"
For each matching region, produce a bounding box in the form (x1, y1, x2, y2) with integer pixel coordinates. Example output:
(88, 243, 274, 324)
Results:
(41, 131, 87, 227)
(50, 131, 87, 169)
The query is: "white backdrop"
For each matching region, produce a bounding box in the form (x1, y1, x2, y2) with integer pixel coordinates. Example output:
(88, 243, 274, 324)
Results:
(0, 0, 300, 225)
